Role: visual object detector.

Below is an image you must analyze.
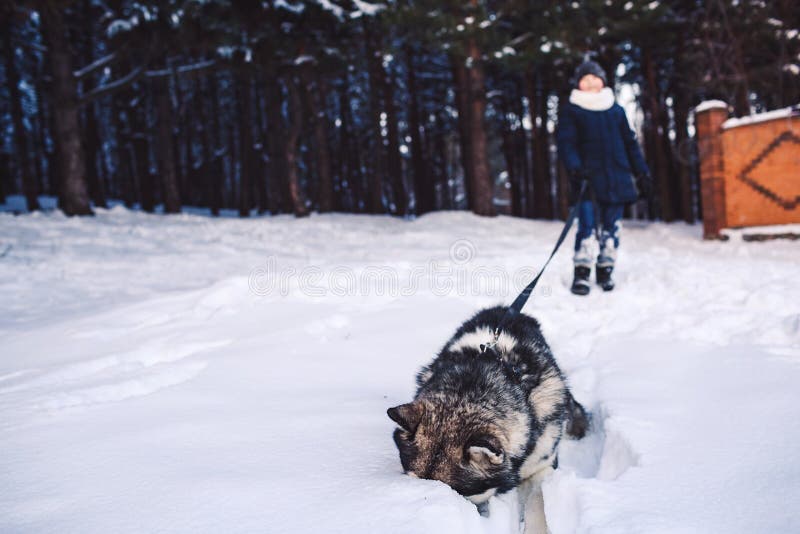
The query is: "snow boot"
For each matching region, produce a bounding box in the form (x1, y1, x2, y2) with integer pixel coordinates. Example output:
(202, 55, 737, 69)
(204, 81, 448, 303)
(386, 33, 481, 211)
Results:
(596, 265, 614, 291)
(571, 266, 591, 296)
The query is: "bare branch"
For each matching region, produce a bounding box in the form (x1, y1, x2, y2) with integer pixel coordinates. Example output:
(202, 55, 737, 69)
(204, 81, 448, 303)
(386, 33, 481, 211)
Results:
(11, 36, 47, 53)
(504, 32, 533, 49)
(145, 59, 218, 79)
(79, 61, 147, 105)
(74, 52, 118, 79)
(79, 54, 218, 106)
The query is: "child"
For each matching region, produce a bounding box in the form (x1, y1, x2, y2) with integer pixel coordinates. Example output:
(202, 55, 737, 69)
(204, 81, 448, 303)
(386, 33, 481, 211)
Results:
(556, 60, 651, 295)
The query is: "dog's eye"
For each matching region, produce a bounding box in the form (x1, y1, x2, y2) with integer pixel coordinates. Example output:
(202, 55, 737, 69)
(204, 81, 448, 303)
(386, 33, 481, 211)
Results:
(468, 439, 501, 456)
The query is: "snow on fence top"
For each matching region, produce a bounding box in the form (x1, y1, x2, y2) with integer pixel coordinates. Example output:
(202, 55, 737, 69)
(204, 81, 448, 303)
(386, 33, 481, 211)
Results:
(722, 105, 799, 130)
(694, 100, 728, 113)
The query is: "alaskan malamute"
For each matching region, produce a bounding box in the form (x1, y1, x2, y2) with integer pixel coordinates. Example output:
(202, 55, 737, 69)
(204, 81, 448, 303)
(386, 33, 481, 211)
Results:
(388, 306, 588, 533)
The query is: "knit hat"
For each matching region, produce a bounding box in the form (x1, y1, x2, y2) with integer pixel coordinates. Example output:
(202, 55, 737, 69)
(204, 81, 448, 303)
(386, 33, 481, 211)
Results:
(573, 60, 607, 88)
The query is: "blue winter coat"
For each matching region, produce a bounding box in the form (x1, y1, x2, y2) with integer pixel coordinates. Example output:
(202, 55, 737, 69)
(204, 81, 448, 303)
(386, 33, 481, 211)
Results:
(556, 90, 649, 204)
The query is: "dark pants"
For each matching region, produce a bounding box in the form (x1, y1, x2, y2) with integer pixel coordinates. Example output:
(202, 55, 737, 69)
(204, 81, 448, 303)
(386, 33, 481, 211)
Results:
(574, 200, 624, 266)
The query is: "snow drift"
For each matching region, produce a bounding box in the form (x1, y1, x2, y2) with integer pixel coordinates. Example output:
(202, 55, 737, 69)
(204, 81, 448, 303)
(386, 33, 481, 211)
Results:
(1, 202, 799, 533)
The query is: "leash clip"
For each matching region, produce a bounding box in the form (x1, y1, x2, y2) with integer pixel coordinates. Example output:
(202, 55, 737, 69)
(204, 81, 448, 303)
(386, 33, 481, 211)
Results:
(480, 327, 501, 354)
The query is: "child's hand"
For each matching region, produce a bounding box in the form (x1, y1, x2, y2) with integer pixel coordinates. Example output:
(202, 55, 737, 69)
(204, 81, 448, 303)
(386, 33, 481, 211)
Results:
(570, 168, 589, 186)
(568, 169, 591, 204)
(636, 173, 653, 200)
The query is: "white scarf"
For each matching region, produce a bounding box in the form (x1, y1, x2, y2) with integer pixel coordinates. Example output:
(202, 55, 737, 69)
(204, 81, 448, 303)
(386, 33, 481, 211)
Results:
(569, 87, 615, 111)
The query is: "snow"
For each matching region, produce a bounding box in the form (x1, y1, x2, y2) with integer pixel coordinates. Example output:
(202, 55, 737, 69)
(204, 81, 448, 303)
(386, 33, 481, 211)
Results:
(316, 0, 345, 20)
(293, 55, 314, 66)
(721, 223, 800, 240)
(722, 105, 798, 129)
(106, 19, 133, 38)
(274, 0, 305, 14)
(694, 99, 728, 113)
(351, 0, 385, 17)
(1, 198, 799, 533)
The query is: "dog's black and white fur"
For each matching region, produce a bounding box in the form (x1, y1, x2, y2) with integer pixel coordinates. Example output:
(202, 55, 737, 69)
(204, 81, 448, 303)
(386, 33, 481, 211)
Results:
(388, 306, 588, 533)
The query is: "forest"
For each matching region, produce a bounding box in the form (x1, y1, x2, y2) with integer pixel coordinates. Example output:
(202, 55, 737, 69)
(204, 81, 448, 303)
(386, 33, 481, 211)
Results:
(1, 0, 798, 221)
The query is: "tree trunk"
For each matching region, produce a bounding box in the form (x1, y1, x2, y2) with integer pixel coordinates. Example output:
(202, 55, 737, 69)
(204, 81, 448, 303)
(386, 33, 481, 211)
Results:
(365, 23, 386, 214)
(433, 111, 449, 209)
(642, 47, 673, 221)
(176, 78, 193, 203)
(79, 0, 106, 209)
(335, 83, 350, 210)
(235, 61, 253, 217)
(405, 46, 432, 216)
(303, 69, 333, 213)
(516, 80, 531, 218)
(196, 77, 214, 214)
(111, 92, 136, 207)
(338, 78, 364, 212)
(3, 14, 40, 211)
(300, 68, 334, 213)
(0, 153, 8, 204)
(673, 93, 695, 223)
(465, 36, 494, 217)
(128, 83, 154, 212)
(228, 120, 237, 210)
(204, 73, 223, 216)
(731, 46, 751, 117)
(285, 76, 309, 217)
(39, 3, 91, 215)
(499, 92, 520, 217)
(381, 63, 406, 215)
(83, 101, 107, 208)
(252, 74, 270, 214)
(527, 68, 552, 219)
(265, 75, 289, 214)
(134, 133, 154, 212)
(660, 97, 681, 219)
(451, 54, 473, 209)
(154, 73, 181, 213)
(33, 63, 51, 197)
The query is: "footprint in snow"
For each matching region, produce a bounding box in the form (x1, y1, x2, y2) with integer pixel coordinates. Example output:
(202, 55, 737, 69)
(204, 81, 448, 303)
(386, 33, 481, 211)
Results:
(0, 339, 232, 414)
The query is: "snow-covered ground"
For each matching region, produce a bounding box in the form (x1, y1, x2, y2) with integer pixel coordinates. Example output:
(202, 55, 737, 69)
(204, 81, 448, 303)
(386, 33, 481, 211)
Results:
(1, 198, 799, 533)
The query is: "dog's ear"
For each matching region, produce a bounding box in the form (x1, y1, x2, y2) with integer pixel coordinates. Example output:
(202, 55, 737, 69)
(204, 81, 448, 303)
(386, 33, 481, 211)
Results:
(387, 402, 423, 433)
(468, 438, 504, 466)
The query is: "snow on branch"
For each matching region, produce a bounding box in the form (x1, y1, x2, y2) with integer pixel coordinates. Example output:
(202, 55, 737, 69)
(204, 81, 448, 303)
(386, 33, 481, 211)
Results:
(316, 0, 345, 20)
(293, 55, 315, 66)
(351, 0, 385, 17)
(107, 19, 135, 38)
(307, 0, 385, 20)
(274, 0, 305, 14)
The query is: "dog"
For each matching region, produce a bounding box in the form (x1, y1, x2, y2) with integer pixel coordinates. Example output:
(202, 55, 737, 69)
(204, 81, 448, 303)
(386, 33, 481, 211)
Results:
(387, 306, 588, 533)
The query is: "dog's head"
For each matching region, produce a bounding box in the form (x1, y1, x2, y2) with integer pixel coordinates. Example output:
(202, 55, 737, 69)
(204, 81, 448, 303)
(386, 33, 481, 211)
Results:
(387, 398, 522, 503)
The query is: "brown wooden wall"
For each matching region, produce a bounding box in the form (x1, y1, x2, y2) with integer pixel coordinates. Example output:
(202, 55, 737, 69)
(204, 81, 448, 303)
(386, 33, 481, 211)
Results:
(696, 103, 799, 238)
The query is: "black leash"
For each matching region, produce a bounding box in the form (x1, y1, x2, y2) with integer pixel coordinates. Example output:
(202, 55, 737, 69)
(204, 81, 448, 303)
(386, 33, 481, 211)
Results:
(480, 179, 588, 354)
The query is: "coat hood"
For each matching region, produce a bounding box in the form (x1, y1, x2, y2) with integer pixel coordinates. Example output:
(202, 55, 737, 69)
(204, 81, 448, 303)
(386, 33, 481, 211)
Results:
(569, 87, 615, 111)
